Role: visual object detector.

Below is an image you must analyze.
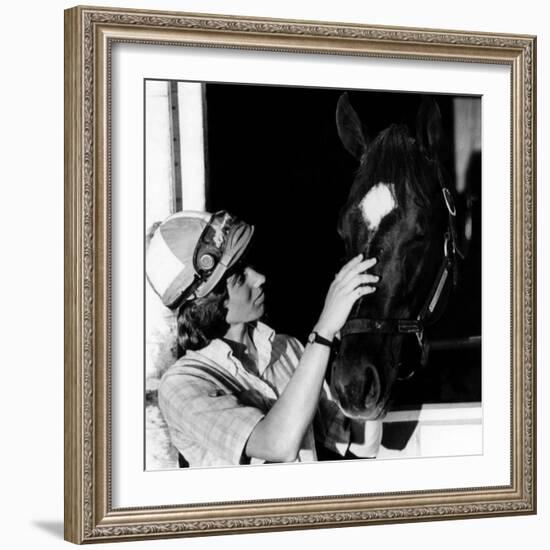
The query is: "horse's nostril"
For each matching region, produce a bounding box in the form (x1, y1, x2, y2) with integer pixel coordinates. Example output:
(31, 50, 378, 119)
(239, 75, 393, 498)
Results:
(333, 360, 383, 418)
(363, 365, 381, 409)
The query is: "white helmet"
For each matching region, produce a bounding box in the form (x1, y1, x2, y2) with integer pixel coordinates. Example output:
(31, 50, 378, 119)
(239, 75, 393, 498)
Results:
(146, 210, 254, 309)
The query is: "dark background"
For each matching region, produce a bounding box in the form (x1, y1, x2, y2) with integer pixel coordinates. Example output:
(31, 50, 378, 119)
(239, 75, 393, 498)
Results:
(205, 83, 481, 406)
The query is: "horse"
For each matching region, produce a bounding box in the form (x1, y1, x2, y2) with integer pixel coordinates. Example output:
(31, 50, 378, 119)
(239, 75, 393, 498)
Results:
(331, 92, 460, 420)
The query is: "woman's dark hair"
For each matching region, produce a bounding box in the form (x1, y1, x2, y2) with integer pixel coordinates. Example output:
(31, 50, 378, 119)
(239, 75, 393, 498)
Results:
(175, 264, 247, 356)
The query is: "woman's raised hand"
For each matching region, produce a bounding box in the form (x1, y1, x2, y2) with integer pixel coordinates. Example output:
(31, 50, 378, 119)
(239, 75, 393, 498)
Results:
(315, 254, 378, 340)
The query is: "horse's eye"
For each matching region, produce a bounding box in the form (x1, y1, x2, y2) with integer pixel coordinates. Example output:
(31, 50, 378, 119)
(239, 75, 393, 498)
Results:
(412, 224, 427, 240)
(409, 233, 426, 246)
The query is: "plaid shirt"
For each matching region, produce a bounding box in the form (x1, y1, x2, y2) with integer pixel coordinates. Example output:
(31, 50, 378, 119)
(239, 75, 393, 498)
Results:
(158, 321, 352, 467)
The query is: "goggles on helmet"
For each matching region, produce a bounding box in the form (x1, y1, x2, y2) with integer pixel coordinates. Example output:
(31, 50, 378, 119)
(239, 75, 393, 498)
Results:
(185, 210, 254, 303)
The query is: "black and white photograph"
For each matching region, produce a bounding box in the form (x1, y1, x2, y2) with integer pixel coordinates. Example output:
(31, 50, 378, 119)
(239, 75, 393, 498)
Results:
(144, 80, 482, 471)
(60, 3, 537, 544)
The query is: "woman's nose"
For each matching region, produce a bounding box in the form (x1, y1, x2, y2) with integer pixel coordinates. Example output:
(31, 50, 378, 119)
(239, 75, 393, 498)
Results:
(246, 267, 266, 288)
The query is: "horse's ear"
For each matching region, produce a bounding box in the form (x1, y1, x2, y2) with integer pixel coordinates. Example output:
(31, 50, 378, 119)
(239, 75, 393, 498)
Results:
(416, 97, 443, 157)
(336, 92, 367, 161)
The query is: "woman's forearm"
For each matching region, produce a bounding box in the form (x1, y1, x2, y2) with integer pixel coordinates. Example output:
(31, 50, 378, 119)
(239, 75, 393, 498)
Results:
(245, 336, 332, 462)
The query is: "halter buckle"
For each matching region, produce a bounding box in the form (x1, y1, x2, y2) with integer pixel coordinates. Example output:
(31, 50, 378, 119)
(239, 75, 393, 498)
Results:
(398, 320, 422, 334)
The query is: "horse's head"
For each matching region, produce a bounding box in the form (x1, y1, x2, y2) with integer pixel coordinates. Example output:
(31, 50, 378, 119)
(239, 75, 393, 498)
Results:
(332, 93, 452, 420)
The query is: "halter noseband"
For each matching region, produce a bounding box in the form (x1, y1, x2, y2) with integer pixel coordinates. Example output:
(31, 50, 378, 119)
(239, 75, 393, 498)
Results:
(339, 178, 461, 371)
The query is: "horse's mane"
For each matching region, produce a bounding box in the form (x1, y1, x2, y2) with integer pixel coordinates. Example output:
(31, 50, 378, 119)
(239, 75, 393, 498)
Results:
(350, 123, 435, 211)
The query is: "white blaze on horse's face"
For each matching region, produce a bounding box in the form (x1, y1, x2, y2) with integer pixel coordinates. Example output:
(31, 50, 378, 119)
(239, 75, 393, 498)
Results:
(359, 182, 397, 231)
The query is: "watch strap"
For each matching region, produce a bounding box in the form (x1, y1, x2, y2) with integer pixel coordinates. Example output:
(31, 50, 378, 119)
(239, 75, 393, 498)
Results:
(309, 331, 333, 348)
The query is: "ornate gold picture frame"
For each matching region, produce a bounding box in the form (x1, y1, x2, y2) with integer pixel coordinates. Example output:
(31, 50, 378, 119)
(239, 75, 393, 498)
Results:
(64, 5, 536, 544)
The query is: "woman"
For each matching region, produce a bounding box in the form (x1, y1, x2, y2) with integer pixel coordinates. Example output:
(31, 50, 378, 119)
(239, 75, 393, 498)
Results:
(146, 210, 382, 467)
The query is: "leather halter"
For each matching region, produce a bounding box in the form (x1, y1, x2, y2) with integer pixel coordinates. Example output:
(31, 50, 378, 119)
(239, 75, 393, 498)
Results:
(339, 175, 461, 371)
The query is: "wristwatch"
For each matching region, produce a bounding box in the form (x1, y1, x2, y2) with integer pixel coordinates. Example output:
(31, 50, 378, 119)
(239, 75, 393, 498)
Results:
(307, 331, 333, 349)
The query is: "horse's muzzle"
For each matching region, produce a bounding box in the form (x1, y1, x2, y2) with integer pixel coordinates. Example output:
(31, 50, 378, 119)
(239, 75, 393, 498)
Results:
(332, 362, 383, 420)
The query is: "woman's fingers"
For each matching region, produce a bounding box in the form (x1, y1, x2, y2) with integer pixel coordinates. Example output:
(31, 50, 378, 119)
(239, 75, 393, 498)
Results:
(354, 285, 377, 297)
(339, 258, 377, 286)
(342, 272, 379, 294)
(334, 253, 364, 282)
(316, 254, 379, 338)
(339, 260, 379, 289)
